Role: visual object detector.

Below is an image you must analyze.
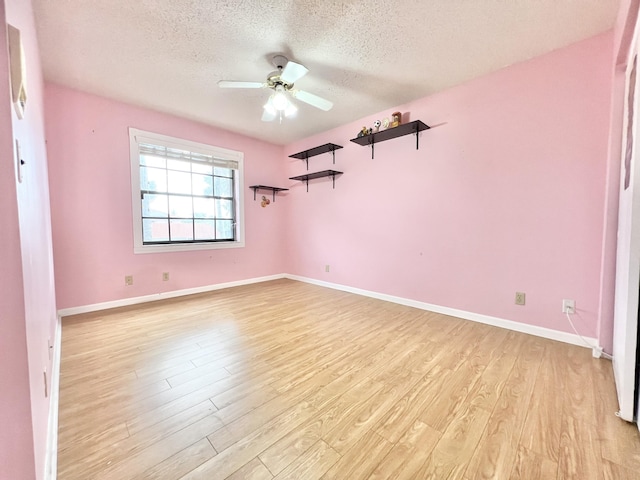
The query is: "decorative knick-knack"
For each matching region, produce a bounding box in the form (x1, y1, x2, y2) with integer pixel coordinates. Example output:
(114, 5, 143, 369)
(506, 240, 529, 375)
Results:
(391, 111, 402, 128)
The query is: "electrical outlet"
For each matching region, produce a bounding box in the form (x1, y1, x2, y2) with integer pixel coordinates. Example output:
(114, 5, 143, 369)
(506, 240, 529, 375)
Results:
(562, 299, 575, 314)
(162, 272, 169, 281)
(515, 292, 526, 305)
(125, 275, 133, 286)
(325, 265, 330, 273)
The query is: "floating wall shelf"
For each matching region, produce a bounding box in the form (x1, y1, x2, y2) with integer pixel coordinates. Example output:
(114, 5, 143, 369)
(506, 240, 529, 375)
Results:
(289, 169, 343, 192)
(350, 120, 430, 159)
(249, 185, 289, 202)
(289, 143, 343, 170)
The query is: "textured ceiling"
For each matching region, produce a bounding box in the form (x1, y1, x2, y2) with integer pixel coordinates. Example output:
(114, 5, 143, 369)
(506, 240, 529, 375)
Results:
(32, 0, 620, 145)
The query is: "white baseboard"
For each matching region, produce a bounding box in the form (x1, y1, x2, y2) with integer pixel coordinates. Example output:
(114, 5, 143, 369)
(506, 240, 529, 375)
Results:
(56, 272, 599, 350)
(57, 274, 286, 318)
(44, 315, 61, 480)
(285, 274, 599, 349)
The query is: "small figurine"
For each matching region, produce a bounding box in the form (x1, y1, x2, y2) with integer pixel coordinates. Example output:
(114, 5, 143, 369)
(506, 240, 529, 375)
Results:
(373, 120, 381, 132)
(357, 126, 368, 137)
(391, 111, 402, 127)
(260, 195, 271, 208)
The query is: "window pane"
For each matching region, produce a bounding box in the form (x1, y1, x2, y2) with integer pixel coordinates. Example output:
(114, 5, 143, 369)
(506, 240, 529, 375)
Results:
(140, 154, 165, 168)
(215, 199, 233, 219)
(143, 218, 169, 242)
(142, 193, 168, 217)
(214, 167, 232, 177)
(192, 163, 213, 175)
(140, 166, 167, 193)
(167, 159, 191, 172)
(167, 171, 192, 194)
(193, 197, 215, 218)
(214, 176, 233, 198)
(169, 195, 193, 218)
(194, 219, 215, 240)
(170, 219, 193, 241)
(133, 131, 243, 249)
(216, 220, 234, 239)
(192, 174, 213, 196)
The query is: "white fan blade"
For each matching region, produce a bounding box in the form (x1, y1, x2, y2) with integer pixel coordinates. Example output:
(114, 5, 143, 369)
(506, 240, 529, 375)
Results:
(291, 89, 333, 111)
(261, 108, 276, 122)
(218, 81, 265, 89)
(280, 61, 309, 84)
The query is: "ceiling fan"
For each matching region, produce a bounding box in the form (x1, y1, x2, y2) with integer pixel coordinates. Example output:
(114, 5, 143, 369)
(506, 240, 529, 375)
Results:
(218, 55, 333, 122)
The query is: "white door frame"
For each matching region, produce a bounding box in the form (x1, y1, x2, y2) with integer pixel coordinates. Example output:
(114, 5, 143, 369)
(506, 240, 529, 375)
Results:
(613, 17, 640, 425)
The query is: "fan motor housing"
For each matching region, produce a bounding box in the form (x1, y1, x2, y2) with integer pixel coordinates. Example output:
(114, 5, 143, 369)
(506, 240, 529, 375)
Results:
(266, 70, 292, 90)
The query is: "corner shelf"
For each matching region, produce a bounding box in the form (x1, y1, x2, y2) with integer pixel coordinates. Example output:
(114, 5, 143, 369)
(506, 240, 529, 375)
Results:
(350, 120, 430, 159)
(249, 185, 289, 202)
(289, 169, 343, 192)
(289, 143, 343, 170)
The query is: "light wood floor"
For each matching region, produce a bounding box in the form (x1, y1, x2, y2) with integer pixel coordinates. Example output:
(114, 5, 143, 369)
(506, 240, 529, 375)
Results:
(57, 279, 640, 479)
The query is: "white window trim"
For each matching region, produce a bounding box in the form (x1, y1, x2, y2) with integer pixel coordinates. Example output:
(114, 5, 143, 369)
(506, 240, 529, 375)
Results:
(129, 127, 245, 254)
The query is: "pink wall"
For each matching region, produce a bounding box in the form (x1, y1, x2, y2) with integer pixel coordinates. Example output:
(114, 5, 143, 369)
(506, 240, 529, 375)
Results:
(46, 85, 288, 310)
(285, 32, 614, 340)
(1, 0, 58, 478)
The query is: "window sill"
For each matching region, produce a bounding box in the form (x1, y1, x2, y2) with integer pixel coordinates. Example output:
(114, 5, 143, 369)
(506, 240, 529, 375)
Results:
(134, 240, 245, 254)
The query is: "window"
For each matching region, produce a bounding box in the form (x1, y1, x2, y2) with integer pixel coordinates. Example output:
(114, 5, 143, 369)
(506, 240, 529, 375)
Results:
(129, 128, 244, 253)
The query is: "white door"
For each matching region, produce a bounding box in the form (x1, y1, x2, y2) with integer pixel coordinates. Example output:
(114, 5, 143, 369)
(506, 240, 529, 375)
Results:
(613, 23, 640, 424)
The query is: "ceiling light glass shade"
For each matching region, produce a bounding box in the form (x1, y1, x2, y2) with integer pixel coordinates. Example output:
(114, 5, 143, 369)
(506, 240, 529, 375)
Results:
(272, 85, 289, 111)
(284, 102, 298, 117)
(263, 86, 297, 120)
(263, 97, 277, 115)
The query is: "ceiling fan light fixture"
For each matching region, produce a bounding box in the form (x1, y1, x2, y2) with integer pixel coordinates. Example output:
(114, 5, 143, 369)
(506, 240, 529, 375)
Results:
(220, 55, 332, 122)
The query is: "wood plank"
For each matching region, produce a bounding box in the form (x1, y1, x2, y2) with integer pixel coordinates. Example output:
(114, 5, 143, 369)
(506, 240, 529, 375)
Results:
(138, 438, 217, 480)
(375, 364, 450, 443)
(591, 358, 640, 472)
(415, 404, 490, 480)
(602, 458, 640, 480)
(323, 366, 423, 454)
(272, 440, 340, 480)
(258, 376, 384, 475)
(462, 337, 543, 480)
(418, 360, 485, 433)
(508, 445, 557, 480)
(227, 458, 274, 480)
(557, 414, 605, 480)
(368, 420, 440, 480)
(319, 430, 393, 480)
(519, 341, 565, 462)
(184, 400, 318, 479)
(58, 402, 222, 478)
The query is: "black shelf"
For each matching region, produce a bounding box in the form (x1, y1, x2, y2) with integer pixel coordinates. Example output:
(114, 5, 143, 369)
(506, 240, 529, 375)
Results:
(289, 143, 343, 170)
(350, 120, 430, 159)
(289, 169, 343, 192)
(249, 185, 289, 202)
